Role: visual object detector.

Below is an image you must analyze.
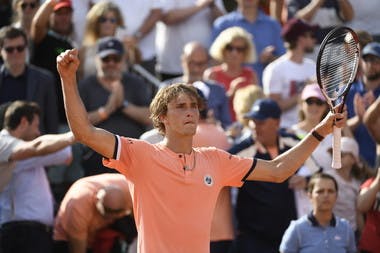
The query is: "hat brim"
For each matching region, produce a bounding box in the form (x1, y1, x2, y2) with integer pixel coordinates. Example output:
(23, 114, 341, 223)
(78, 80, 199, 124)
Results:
(362, 48, 380, 58)
(98, 49, 122, 59)
(243, 112, 268, 120)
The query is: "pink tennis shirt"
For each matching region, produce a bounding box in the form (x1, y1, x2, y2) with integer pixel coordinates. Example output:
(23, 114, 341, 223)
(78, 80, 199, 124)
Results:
(103, 136, 255, 253)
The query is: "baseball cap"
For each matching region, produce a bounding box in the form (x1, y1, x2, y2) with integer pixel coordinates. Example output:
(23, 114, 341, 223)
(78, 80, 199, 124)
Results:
(301, 83, 326, 101)
(244, 98, 281, 120)
(53, 0, 72, 12)
(362, 42, 380, 58)
(96, 37, 124, 59)
(281, 18, 318, 42)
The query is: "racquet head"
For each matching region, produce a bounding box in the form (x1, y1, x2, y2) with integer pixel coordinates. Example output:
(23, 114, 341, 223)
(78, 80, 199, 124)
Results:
(316, 26, 360, 112)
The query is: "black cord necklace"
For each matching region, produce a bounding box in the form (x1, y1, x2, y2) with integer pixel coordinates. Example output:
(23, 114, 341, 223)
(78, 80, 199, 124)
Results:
(183, 149, 196, 171)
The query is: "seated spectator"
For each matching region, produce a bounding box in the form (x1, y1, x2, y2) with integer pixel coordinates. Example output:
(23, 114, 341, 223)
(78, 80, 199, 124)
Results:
(0, 26, 59, 134)
(30, 0, 74, 125)
(228, 99, 306, 253)
(0, 100, 73, 253)
(205, 26, 258, 122)
(53, 173, 136, 253)
(11, 0, 40, 58)
(78, 1, 125, 80)
(326, 137, 364, 236)
(280, 173, 357, 253)
(161, 41, 232, 129)
(79, 36, 151, 176)
(357, 166, 380, 253)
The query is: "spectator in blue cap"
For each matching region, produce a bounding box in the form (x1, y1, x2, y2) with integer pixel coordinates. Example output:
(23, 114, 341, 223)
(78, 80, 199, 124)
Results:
(346, 41, 380, 169)
(228, 98, 311, 253)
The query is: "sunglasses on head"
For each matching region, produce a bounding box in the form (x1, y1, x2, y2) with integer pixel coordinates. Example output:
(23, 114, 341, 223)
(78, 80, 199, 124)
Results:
(21, 2, 37, 10)
(225, 44, 246, 53)
(305, 98, 325, 106)
(3, 44, 26, 53)
(99, 17, 117, 24)
(101, 55, 122, 63)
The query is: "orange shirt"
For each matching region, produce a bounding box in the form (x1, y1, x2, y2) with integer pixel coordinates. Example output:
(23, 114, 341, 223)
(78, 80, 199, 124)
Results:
(53, 174, 132, 246)
(103, 136, 254, 253)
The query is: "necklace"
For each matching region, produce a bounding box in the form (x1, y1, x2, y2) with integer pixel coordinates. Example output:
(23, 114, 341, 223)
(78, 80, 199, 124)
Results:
(183, 150, 196, 171)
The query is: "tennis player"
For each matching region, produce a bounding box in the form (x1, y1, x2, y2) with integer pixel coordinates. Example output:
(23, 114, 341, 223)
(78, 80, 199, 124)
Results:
(57, 48, 346, 253)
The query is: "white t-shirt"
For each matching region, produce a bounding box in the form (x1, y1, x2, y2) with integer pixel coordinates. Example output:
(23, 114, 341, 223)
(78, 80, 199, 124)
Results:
(263, 56, 316, 128)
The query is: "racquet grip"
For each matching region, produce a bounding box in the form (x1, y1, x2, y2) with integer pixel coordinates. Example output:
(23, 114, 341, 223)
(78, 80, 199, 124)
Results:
(331, 126, 341, 169)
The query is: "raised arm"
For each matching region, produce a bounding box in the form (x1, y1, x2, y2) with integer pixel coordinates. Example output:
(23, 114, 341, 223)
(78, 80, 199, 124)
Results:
(363, 96, 380, 143)
(57, 49, 116, 159)
(246, 110, 346, 182)
(357, 168, 380, 212)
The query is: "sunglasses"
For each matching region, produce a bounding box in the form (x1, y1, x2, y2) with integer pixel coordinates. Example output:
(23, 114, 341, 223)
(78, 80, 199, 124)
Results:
(101, 55, 122, 63)
(21, 2, 37, 10)
(225, 44, 246, 53)
(305, 98, 325, 106)
(3, 44, 26, 54)
(99, 17, 117, 24)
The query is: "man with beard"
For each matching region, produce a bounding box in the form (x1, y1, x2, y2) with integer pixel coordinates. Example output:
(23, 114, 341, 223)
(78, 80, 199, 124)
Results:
(263, 18, 318, 128)
(78, 36, 152, 176)
(346, 42, 380, 168)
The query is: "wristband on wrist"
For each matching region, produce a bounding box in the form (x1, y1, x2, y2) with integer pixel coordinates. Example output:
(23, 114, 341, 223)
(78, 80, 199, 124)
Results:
(311, 129, 324, 142)
(97, 107, 108, 120)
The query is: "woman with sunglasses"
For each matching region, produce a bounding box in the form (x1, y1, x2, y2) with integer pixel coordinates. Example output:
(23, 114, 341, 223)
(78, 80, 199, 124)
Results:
(204, 26, 258, 122)
(78, 1, 125, 80)
(11, 0, 40, 39)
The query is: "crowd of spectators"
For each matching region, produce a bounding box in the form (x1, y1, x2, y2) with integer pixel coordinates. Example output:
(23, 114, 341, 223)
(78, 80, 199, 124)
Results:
(0, 0, 380, 252)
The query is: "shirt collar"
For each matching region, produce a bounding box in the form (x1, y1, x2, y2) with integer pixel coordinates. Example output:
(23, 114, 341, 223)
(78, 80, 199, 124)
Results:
(307, 211, 336, 227)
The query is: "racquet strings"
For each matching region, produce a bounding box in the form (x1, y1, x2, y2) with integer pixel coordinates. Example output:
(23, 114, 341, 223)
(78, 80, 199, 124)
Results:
(319, 30, 359, 102)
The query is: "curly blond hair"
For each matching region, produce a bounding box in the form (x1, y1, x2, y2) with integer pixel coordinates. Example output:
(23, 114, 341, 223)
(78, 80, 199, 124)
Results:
(209, 26, 257, 63)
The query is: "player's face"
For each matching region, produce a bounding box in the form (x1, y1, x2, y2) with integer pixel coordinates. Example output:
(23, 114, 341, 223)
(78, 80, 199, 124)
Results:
(162, 93, 200, 137)
(309, 178, 337, 212)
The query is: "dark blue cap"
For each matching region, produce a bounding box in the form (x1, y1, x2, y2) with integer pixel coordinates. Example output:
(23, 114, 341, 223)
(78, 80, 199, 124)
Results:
(244, 98, 281, 120)
(97, 36, 124, 59)
(362, 42, 380, 58)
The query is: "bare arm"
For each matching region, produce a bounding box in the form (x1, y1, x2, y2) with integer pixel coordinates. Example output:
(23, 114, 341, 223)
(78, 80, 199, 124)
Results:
(357, 168, 380, 212)
(337, 0, 354, 21)
(295, 0, 325, 21)
(161, 0, 216, 25)
(134, 8, 162, 41)
(269, 0, 285, 22)
(31, 0, 55, 44)
(246, 110, 346, 182)
(57, 49, 115, 159)
(363, 96, 380, 143)
(68, 236, 87, 253)
(9, 132, 75, 161)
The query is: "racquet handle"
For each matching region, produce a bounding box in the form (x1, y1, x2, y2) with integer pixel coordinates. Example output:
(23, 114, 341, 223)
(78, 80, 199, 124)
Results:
(331, 126, 341, 169)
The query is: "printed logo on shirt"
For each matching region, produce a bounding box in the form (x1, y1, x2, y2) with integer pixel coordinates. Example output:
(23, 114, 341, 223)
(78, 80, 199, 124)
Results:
(204, 174, 213, 187)
(334, 235, 342, 241)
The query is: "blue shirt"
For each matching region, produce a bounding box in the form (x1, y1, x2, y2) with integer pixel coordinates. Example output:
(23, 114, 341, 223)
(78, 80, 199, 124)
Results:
(212, 10, 286, 85)
(280, 213, 357, 253)
(345, 80, 380, 168)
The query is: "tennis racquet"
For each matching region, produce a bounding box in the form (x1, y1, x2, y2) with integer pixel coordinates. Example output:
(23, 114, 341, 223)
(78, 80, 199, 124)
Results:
(316, 26, 360, 169)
